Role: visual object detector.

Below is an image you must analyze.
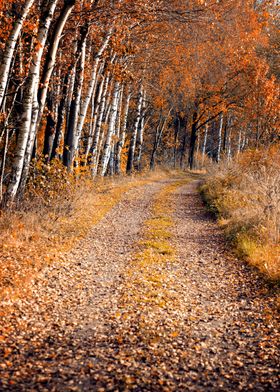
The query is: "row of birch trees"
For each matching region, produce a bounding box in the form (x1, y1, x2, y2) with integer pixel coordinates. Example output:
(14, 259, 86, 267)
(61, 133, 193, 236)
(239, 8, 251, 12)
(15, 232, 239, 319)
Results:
(0, 0, 279, 204)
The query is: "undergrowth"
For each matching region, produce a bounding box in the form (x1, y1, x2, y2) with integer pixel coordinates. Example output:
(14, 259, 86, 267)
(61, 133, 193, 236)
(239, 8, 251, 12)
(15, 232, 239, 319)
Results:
(201, 146, 280, 280)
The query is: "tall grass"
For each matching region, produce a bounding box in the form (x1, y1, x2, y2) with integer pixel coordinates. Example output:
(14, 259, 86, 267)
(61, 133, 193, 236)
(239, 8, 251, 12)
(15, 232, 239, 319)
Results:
(201, 146, 280, 280)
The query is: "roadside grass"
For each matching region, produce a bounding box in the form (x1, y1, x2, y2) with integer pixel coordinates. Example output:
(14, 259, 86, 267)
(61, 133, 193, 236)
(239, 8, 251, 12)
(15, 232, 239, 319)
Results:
(200, 146, 280, 281)
(0, 164, 173, 302)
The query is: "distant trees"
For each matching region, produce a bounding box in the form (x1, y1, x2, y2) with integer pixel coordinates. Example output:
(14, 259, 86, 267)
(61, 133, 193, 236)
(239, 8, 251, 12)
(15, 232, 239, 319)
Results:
(0, 0, 279, 205)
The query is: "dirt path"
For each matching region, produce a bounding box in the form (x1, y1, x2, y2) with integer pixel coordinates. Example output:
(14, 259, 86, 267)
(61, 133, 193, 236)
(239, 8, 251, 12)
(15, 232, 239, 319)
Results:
(0, 177, 279, 391)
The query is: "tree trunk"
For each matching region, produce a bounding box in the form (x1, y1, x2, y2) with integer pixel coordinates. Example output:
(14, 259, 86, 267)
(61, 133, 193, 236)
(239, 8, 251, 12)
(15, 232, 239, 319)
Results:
(201, 123, 208, 166)
(150, 113, 169, 170)
(126, 84, 143, 174)
(216, 112, 223, 162)
(100, 81, 120, 176)
(115, 88, 131, 175)
(188, 110, 198, 170)
(36, 0, 76, 132)
(90, 73, 111, 176)
(173, 113, 180, 169)
(75, 30, 112, 141)
(63, 26, 88, 169)
(135, 89, 146, 171)
(43, 94, 57, 160)
(180, 132, 187, 169)
(84, 74, 105, 161)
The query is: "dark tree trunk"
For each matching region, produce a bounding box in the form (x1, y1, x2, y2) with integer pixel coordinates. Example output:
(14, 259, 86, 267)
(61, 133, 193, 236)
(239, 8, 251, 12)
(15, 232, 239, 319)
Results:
(188, 110, 198, 170)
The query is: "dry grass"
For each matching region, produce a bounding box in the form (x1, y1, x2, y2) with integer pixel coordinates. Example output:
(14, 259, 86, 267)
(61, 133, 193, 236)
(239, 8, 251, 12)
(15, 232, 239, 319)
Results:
(201, 146, 280, 280)
(120, 178, 189, 311)
(0, 162, 172, 302)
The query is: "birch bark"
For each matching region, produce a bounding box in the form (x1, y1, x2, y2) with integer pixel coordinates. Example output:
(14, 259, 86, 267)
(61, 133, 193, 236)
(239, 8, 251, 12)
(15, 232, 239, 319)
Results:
(135, 89, 146, 171)
(36, 0, 76, 131)
(100, 81, 120, 176)
(90, 74, 111, 176)
(115, 88, 131, 175)
(63, 27, 88, 169)
(201, 123, 208, 166)
(126, 84, 143, 174)
(217, 112, 223, 163)
(75, 30, 113, 140)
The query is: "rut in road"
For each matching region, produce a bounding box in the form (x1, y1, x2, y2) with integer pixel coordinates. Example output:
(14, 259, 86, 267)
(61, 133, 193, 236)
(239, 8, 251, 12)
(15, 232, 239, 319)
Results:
(0, 176, 279, 391)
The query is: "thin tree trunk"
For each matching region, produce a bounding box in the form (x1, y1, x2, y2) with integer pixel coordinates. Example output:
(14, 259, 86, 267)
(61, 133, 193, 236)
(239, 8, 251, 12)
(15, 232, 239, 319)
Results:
(126, 84, 143, 174)
(63, 26, 88, 169)
(84, 74, 105, 161)
(43, 94, 56, 160)
(90, 73, 111, 176)
(150, 113, 169, 170)
(135, 89, 146, 171)
(180, 132, 187, 169)
(196, 131, 200, 168)
(95, 102, 112, 175)
(0, 130, 9, 203)
(188, 110, 198, 170)
(201, 123, 208, 166)
(100, 81, 120, 176)
(227, 129, 232, 161)
(115, 87, 131, 175)
(51, 74, 69, 160)
(36, 0, 76, 132)
(173, 114, 180, 169)
(217, 112, 223, 162)
(75, 30, 113, 140)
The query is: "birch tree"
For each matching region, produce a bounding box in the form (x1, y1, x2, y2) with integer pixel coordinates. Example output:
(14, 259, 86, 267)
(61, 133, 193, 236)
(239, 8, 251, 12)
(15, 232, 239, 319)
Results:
(126, 84, 143, 174)
(5, 0, 59, 202)
(75, 29, 113, 141)
(115, 87, 131, 174)
(100, 80, 120, 176)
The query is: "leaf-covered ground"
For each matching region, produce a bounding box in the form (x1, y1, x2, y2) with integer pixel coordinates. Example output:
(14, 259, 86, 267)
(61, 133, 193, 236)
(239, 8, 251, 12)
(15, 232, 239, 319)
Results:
(0, 176, 279, 391)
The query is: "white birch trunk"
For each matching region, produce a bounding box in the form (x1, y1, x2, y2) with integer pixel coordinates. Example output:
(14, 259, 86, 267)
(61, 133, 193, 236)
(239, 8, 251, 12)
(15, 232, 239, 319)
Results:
(18, 0, 59, 189)
(94, 102, 112, 176)
(67, 30, 87, 168)
(36, 0, 76, 131)
(100, 81, 120, 176)
(126, 84, 143, 174)
(116, 87, 130, 174)
(0, 0, 35, 110)
(84, 75, 105, 160)
(90, 74, 111, 176)
(201, 123, 208, 166)
(135, 89, 146, 171)
(217, 112, 223, 163)
(75, 30, 112, 140)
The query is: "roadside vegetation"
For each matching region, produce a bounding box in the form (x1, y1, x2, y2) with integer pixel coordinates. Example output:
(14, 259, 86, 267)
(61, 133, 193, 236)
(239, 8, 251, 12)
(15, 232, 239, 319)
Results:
(201, 146, 280, 281)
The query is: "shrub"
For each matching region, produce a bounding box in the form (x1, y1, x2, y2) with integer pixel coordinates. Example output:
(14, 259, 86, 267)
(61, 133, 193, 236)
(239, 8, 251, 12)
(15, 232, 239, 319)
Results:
(201, 146, 280, 280)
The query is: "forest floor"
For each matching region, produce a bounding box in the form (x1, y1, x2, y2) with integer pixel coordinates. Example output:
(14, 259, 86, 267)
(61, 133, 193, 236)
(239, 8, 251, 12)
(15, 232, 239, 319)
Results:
(0, 174, 279, 391)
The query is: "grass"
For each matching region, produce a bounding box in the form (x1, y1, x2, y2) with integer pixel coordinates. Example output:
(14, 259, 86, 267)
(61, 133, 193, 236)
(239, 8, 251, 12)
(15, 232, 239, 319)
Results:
(119, 178, 189, 312)
(200, 146, 280, 281)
